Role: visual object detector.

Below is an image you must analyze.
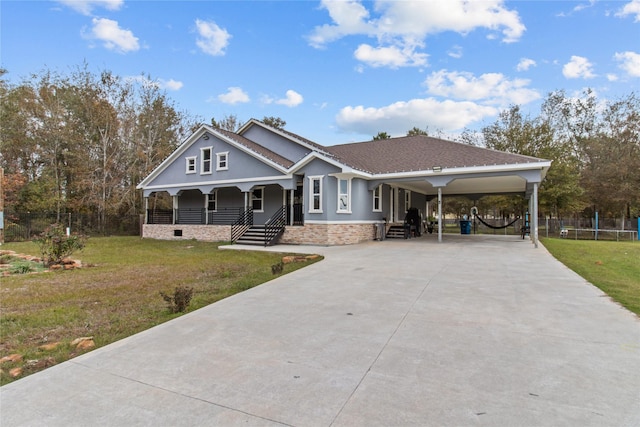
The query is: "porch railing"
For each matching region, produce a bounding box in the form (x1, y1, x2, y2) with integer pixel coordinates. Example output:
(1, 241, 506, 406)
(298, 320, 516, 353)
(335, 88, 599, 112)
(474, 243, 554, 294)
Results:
(263, 205, 287, 246)
(147, 209, 173, 224)
(147, 208, 244, 225)
(231, 208, 253, 242)
(175, 208, 205, 225)
(208, 207, 243, 225)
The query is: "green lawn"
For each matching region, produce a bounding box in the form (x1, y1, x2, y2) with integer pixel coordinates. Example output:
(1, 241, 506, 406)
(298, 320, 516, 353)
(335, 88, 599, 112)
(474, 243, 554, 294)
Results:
(541, 237, 640, 316)
(0, 237, 322, 385)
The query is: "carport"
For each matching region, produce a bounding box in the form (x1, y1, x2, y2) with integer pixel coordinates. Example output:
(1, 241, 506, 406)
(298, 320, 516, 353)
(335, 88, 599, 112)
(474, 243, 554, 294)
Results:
(389, 165, 547, 246)
(332, 136, 552, 247)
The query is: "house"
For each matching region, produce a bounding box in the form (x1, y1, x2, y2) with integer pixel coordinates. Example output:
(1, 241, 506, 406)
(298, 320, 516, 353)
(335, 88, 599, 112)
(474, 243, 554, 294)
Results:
(137, 119, 551, 246)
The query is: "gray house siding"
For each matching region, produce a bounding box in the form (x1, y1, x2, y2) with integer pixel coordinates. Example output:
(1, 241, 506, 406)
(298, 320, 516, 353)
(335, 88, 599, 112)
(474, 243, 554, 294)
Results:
(146, 134, 286, 189)
(241, 125, 310, 163)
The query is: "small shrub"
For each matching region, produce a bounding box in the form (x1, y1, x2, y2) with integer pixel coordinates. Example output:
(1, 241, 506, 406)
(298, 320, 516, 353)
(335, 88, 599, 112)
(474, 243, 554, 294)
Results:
(160, 286, 194, 313)
(271, 261, 284, 275)
(9, 261, 34, 274)
(33, 224, 87, 266)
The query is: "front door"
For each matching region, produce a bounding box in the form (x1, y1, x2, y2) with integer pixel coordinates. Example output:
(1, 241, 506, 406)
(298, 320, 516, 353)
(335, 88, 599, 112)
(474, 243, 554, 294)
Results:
(286, 184, 304, 225)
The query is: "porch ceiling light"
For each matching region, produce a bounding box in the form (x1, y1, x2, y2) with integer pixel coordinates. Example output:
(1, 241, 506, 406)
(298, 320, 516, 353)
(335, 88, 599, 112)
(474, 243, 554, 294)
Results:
(432, 166, 442, 172)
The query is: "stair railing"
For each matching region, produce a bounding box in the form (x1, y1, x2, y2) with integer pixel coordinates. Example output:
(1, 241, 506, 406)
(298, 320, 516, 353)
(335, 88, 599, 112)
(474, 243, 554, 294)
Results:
(231, 208, 253, 242)
(263, 205, 286, 246)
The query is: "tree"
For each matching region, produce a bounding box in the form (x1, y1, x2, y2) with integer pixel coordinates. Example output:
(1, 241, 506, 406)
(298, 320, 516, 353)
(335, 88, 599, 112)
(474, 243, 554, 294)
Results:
(211, 114, 241, 132)
(581, 93, 640, 219)
(406, 127, 428, 136)
(262, 116, 286, 129)
(483, 105, 585, 218)
(373, 131, 391, 140)
(0, 65, 193, 230)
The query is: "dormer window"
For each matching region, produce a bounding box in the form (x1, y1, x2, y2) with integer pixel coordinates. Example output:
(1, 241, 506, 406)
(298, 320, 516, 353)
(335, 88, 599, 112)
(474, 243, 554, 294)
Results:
(217, 151, 229, 171)
(201, 147, 212, 174)
(186, 156, 196, 174)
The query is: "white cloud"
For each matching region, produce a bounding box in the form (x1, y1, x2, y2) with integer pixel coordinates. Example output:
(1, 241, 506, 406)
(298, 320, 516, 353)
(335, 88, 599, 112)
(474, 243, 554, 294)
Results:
(516, 58, 536, 71)
(158, 79, 183, 91)
(57, 0, 123, 15)
(307, 0, 374, 48)
(336, 98, 497, 136)
(218, 87, 249, 105)
(424, 70, 540, 106)
(614, 51, 640, 77)
(195, 19, 231, 56)
(354, 43, 427, 68)
(448, 45, 463, 59)
(616, 0, 640, 21)
(562, 55, 596, 79)
(88, 18, 139, 53)
(309, 0, 525, 68)
(275, 90, 304, 107)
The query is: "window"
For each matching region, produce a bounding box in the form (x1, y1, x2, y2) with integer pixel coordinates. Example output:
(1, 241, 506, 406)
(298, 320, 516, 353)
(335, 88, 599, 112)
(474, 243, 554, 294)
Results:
(186, 156, 196, 174)
(404, 190, 411, 212)
(201, 147, 212, 174)
(207, 191, 217, 212)
(373, 184, 382, 212)
(217, 151, 229, 171)
(337, 178, 351, 213)
(308, 176, 323, 213)
(251, 187, 264, 212)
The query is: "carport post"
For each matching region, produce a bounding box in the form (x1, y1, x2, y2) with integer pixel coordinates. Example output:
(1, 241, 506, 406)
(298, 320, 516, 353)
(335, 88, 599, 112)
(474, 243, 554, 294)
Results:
(437, 187, 443, 242)
(532, 182, 539, 248)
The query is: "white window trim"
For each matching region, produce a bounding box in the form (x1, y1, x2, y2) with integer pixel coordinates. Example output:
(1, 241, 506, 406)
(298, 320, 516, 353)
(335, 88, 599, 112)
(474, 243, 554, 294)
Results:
(373, 184, 382, 212)
(186, 156, 197, 174)
(216, 151, 229, 171)
(251, 186, 264, 213)
(336, 177, 352, 214)
(404, 190, 411, 212)
(200, 147, 213, 175)
(308, 175, 323, 213)
(206, 190, 217, 212)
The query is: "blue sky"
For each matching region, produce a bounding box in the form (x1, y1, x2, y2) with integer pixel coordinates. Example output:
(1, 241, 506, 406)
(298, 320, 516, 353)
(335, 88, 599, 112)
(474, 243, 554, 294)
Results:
(2, 0, 639, 145)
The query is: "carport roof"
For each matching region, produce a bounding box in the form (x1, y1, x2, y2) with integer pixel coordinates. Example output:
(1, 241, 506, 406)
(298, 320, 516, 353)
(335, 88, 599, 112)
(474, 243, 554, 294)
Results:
(326, 135, 547, 175)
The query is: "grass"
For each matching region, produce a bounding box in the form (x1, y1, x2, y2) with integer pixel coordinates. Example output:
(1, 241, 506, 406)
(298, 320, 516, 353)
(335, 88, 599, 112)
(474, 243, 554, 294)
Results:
(0, 237, 322, 385)
(541, 237, 640, 316)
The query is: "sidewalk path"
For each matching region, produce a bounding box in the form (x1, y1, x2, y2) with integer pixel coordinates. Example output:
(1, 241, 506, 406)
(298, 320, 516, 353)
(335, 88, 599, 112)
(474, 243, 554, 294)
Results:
(2, 235, 639, 426)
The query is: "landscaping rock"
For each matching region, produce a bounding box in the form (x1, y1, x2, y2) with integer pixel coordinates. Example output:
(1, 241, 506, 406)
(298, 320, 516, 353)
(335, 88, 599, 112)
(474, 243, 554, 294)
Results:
(9, 367, 22, 378)
(39, 342, 62, 351)
(71, 337, 95, 350)
(49, 264, 62, 271)
(0, 354, 23, 364)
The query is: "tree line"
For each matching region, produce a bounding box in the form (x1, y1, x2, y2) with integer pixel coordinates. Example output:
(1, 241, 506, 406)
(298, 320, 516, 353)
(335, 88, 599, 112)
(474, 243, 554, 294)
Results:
(1, 65, 639, 232)
(1, 65, 195, 231)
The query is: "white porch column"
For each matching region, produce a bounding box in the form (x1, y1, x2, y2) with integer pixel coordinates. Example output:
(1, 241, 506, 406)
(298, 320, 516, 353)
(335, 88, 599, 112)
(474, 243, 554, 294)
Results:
(244, 191, 249, 210)
(533, 182, 539, 248)
(437, 187, 443, 243)
(290, 189, 294, 226)
(143, 197, 148, 224)
(172, 195, 178, 225)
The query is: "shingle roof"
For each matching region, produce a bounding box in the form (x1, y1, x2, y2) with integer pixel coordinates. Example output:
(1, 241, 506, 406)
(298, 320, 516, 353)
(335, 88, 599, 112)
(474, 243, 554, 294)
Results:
(215, 128, 295, 169)
(325, 135, 546, 174)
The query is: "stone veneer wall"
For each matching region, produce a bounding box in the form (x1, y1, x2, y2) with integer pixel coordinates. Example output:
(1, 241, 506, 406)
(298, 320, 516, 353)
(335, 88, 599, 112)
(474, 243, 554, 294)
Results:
(143, 223, 377, 245)
(280, 223, 377, 245)
(142, 224, 231, 242)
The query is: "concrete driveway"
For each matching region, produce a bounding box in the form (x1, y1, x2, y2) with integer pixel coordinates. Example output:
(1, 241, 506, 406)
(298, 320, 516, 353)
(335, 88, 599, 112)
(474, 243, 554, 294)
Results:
(1, 235, 639, 426)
